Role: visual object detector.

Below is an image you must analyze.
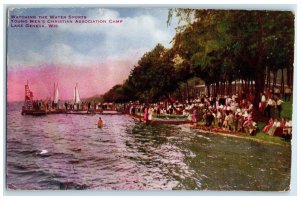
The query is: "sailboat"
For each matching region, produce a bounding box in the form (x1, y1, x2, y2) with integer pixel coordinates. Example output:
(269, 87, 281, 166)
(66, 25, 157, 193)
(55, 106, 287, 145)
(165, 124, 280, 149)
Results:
(67, 83, 91, 114)
(21, 81, 46, 115)
(49, 82, 60, 112)
(73, 83, 81, 105)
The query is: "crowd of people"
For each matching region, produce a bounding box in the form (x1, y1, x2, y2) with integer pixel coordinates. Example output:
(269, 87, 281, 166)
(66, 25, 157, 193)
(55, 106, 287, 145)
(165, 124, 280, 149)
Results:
(126, 93, 257, 135)
(260, 91, 284, 118)
(262, 117, 292, 139)
(126, 88, 292, 139)
(260, 88, 293, 139)
(27, 87, 292, 139)
(29, 99, 117, 112)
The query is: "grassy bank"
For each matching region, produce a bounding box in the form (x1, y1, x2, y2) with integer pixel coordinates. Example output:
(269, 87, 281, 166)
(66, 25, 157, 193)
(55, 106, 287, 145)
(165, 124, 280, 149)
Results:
(194, 99, 293, 146)
(253, 99, 293, 146)
(194, 122, 291, 146)
(245, 131, 290, 146)
(281, 99, 293, 119)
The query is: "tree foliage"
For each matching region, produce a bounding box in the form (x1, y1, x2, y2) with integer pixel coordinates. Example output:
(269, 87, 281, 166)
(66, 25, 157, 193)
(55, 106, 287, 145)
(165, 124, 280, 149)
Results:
(169, 9, 294, 107)
(126, 44, 179, 103)
(101, 9, 294, 109)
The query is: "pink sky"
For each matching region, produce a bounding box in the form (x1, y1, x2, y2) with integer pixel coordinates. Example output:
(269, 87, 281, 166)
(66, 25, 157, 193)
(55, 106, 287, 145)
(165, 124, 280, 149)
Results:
(7, 60, 135, 102)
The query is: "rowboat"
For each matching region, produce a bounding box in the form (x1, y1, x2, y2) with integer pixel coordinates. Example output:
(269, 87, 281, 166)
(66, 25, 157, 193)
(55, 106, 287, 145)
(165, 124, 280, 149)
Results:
(99, 110, 124, 115)
(146, 119, 193, 125)
(65, 110, 96, 115)
(21, 109, 47, 116)
(130, 114, 193, 125)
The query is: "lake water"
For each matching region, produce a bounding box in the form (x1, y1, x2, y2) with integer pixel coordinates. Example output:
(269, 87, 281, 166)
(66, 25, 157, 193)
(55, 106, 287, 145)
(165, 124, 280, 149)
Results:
(6, 102, 291, 190)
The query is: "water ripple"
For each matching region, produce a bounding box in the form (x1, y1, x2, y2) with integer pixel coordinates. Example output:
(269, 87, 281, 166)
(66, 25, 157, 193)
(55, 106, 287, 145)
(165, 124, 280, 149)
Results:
(6, 103, 291, 190)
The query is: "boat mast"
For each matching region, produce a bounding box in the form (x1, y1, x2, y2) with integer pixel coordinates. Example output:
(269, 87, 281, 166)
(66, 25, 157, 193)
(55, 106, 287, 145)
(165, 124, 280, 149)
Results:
(54, 83, 59, 104)
(24, 80, 33, 110)
(53, 83, 55, 102)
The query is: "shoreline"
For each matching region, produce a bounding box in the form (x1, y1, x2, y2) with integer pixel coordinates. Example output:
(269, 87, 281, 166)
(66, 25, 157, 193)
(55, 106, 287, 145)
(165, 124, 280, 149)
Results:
(125, 113, 290, 147)
(184, 124, 291, 147)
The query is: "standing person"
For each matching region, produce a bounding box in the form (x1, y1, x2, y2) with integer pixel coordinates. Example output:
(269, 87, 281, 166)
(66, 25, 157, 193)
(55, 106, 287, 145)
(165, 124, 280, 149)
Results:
(274, 87, 281, 98)
(223, 112, 229, 130)
(260, 92, 266, 113)
(271, 97, 278, 118)
(207, 111, 214, 126)
(148, 107, 153, 120)
(64, 102, 68, 111)
(284, 86, 292, 101)
(276, 98, 284, 118)
(144, 107, 149, 122)
(216, 109, 222, 127)
(265, 97, 273, 118)
(228, 112, 234, 131)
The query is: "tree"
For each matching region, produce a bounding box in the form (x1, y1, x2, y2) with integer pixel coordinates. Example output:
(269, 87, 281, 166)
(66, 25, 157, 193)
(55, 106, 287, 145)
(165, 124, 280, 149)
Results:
(102, 84, 129, 103)
(126, 44, 179, 108)
(168, 9, 294, 112)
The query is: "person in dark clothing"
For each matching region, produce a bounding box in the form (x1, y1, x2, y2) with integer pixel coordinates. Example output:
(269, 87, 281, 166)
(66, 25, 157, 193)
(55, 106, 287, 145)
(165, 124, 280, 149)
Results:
(206, 111, 214, 126)
(219, 97, 226, 106)
(284, 87, 292, 101)
(201, 97, 205, 103)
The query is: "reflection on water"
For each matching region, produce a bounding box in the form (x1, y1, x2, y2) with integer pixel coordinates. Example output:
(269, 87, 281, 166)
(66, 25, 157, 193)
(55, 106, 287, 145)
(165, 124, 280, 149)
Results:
(7, 102, 291, 190)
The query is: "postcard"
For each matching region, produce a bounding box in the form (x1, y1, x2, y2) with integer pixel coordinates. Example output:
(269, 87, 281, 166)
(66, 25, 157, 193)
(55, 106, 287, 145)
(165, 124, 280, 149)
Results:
(6, 7, 294, 191)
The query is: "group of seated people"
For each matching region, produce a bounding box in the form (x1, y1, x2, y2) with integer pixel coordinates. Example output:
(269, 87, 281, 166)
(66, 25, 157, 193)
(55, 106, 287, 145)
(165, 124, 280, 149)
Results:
(124, 92, 292, 139)
(262, 117, 292, 139)
(201, 107, 258, 135)
(177, 93, 257, 135)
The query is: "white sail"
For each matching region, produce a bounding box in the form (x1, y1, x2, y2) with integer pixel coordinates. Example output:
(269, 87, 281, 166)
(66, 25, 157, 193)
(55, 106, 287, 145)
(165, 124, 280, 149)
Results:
(54, 83, 59, 103)
(74, 83, 81, 104)
(73, 85, 76, 104)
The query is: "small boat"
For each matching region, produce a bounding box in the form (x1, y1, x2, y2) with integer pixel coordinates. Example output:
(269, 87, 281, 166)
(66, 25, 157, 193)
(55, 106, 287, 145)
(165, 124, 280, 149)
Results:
(146, 119, 193, 125)
(99, 110, 124, 115)
(130, 114, 192, 125)
(21, 109, 47, 116)
(65, 110, 91, 115)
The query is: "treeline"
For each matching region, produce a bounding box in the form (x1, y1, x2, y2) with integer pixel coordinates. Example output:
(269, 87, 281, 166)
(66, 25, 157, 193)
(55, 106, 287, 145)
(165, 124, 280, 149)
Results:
(102, 9, 294, 109)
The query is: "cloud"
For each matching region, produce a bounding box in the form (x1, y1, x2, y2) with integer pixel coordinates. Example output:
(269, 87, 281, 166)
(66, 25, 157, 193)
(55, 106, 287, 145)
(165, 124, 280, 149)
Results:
(44, 43, 96, 66)
(7, 8, 180, 101)
(7, 8, 176, 68)
(8, 43, 91, 67)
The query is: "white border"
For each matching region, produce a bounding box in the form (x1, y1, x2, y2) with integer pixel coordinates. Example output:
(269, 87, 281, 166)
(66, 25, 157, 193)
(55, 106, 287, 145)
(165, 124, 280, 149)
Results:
(1, 0, 299, 199)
